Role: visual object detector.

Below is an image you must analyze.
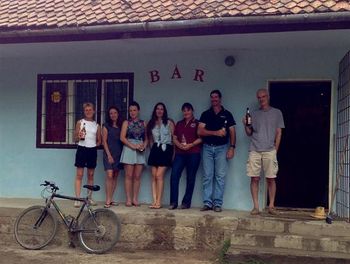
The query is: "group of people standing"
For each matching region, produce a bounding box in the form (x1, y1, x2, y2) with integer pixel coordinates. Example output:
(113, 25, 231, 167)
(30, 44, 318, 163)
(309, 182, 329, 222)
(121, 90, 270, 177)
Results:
(73, 88, 284, 215)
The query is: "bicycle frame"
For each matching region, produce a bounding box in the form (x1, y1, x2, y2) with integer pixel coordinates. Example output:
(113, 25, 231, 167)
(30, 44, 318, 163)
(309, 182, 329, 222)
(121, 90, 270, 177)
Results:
(42, 192, 97, 233)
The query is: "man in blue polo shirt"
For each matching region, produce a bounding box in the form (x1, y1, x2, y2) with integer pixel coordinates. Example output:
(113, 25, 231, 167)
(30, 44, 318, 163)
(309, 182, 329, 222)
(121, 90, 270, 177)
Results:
(198, 90, 236, 212)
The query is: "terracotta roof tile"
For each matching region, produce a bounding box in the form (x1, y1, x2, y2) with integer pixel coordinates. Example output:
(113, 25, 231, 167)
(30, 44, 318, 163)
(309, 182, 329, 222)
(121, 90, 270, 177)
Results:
(0, 0, 349, 31)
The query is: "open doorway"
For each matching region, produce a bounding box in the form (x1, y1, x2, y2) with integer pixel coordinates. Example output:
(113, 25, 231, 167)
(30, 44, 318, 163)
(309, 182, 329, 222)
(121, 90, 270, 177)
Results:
(269, 81, 331, 209)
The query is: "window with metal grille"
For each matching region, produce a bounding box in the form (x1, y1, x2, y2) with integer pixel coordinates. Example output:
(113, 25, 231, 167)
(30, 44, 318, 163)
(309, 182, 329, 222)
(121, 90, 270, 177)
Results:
(37, 73, 134, 148)
(336, 51, 350, 221)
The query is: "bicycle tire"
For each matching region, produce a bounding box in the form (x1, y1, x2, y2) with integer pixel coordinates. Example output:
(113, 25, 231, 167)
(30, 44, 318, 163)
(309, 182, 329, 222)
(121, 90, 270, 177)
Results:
(14, 205, 57, 250)
(78, 208, 121, 254)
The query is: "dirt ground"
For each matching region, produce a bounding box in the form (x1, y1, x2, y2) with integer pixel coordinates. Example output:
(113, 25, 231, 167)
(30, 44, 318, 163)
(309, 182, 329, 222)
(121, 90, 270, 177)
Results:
(226, 254, 350, 264)
(0, 244, 215, 264)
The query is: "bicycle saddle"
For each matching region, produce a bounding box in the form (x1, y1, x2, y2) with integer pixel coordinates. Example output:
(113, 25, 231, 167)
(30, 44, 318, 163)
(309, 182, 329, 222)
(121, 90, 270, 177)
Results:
(83, 185, 100, 192)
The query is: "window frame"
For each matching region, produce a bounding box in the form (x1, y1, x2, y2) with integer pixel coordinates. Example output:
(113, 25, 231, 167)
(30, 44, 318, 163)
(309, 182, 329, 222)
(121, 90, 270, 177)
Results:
(36, 73, 134, 149)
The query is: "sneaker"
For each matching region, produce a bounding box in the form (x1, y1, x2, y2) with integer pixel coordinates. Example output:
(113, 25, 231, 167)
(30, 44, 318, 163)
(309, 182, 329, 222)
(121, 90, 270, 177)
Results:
(168, 204, 177, 210)
(74, 201, 81, 208)
(200, 205, 212, 211)
(88, 199, 97, 206)
(181, 204, 190, 209)
(213, 206, 222, 212)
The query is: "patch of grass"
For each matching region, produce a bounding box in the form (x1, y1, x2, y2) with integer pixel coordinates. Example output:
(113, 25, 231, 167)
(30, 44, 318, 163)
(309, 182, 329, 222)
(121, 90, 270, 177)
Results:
(215, 240, 269, 264)
(216, 239, 231, 264)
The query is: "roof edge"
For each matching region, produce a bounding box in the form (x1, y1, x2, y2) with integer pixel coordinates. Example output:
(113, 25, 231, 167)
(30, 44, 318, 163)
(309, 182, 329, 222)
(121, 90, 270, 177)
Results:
(1, 11, 350, 43)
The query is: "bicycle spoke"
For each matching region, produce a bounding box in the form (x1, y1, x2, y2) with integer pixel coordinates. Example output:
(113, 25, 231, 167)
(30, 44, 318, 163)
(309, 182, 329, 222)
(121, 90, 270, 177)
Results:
(78, 209, 121, 254)
(14, 206, 57, 250)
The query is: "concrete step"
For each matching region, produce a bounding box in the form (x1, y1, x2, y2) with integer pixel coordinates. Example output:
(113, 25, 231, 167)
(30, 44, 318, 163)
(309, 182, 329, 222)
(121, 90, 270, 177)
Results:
(230, 230, 350, 254)
(228, 245, 350, 263)
(238, 215, 350, 237)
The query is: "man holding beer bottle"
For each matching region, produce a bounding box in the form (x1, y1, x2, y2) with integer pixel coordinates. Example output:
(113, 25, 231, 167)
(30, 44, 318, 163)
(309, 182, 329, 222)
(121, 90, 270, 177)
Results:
(198, 90, 236, 212)
(243, 88, 284, 215)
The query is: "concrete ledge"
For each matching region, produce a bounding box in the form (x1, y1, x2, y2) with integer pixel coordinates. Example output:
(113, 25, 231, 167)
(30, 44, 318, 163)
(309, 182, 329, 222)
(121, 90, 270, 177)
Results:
(2, 198, 350, 256)
(0, 198, 243, 251)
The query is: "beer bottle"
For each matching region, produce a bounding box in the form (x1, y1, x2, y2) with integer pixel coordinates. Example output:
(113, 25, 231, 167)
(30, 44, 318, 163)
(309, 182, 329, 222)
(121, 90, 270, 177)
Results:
(181, 134, 187, 145)
(245, 108, 252, 126)
(222, 120, 227, 130)
(80, 123, 86, 141)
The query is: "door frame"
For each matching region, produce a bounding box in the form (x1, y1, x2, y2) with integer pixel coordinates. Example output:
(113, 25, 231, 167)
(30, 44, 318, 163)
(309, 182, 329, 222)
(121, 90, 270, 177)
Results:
(265, 79, 335, 209)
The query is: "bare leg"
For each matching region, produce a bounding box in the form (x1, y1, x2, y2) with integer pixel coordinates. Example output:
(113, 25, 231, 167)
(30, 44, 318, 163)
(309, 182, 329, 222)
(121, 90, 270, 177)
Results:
(132, 164, 143, 205)
(155, 167, 167, 207)
(124, 164, 134, 206)
(150, 167, 157, 206)
(250, 177, 260, 210)
(266, 178, 276, 209)
(105, 169, 114, 205)
(87, 168, 95, 199)
(75, 167, 84, 198)
(112, 170, 119, 199)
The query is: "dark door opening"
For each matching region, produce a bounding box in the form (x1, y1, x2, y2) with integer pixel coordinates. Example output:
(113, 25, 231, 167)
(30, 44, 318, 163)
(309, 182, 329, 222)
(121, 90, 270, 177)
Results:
(269, 81, 331, 209)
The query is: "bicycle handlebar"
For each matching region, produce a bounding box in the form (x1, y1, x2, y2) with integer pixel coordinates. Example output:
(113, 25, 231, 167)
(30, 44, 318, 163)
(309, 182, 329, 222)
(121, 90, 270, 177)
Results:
(40, 181, 59, 191)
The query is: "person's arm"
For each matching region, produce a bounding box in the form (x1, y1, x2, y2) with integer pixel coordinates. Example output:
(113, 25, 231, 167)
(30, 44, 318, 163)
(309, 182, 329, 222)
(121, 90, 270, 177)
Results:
(141, 121, 148, 150)
(169, 120, 176, 159)
(173, 134, 184, 149)
(226, 126, 236, 159)
(197, 123, 226, 137)
(242, 117, 253, 136)
(74, 120, 82, 142)
(96, 125, 102, 146)
(184, 137, 202, 151)
(120, 121, 137, 150)
(102, 126, 114, 164)
(275, 128, 282, 152)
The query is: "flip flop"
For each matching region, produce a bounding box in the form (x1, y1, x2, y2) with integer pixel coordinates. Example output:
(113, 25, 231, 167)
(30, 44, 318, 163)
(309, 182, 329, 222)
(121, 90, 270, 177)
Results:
(125, 202, 132, 207)
(104, 203, 111, 208)
(110, 201, 119, 206)
(132, 202, 140, 207)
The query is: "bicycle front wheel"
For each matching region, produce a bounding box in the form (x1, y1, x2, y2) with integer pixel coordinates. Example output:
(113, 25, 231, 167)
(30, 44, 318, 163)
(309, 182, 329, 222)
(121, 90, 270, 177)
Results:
(78, 208, 121, 254)
(14, 205, 57, 250)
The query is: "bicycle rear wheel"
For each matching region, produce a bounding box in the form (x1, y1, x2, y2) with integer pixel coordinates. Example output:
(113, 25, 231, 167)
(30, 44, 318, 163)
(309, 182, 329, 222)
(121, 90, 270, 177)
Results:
(78, 208, 121, 254)
(14, 205, 57, 249)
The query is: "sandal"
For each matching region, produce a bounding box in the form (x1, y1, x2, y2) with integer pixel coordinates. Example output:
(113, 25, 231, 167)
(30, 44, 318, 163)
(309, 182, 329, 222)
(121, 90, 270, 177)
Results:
(110, 201, 119, 206)
(250, 208, 259, 215)
(268, 207, 279, 215)
(152, 204, 162, 209)
(104, 203, 111, 208)
(125, 202, 132, 207)
(132, 202, 140, 207)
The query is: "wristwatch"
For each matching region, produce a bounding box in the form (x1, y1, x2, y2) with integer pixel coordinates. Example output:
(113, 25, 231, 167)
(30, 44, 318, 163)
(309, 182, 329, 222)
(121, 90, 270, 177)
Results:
(230, 144, 236, 149)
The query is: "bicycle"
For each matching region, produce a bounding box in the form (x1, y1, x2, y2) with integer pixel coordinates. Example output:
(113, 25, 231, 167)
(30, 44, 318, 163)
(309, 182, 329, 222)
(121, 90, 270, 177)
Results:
(14, 181, 121, 254)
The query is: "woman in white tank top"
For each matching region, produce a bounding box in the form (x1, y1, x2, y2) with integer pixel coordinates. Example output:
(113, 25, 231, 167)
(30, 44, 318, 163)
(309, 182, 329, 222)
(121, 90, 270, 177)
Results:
(73, 102, 101, 207)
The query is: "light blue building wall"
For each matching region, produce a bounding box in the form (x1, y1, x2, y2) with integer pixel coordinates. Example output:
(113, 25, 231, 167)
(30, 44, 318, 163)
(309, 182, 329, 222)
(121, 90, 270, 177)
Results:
(0, 30, 349, 210)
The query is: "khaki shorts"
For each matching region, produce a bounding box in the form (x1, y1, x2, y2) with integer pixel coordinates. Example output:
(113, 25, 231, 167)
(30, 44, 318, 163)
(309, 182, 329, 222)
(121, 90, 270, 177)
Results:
(246, 150, 278, 178)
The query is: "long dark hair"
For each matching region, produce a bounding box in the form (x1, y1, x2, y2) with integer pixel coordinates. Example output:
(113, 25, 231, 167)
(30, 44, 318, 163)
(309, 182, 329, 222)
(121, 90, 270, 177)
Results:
(106, 106, 123, 127)
(147, 102, 168, 139)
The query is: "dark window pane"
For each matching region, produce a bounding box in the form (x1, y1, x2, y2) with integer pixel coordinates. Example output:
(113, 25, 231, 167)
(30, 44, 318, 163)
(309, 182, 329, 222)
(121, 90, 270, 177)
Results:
(45, 82, 67, 142)
(75, 81, 97, 122)
(105, 81, 128, 120)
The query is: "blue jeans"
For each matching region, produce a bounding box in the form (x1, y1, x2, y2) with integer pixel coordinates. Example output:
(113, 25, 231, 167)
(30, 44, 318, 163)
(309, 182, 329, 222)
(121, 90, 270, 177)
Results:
(170, 153, 201, 207)
(202, 144, 229, 207)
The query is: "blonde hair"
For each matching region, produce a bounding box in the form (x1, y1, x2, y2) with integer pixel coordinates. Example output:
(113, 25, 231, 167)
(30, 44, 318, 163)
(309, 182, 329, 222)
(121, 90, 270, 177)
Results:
(83, 102, 95, 110)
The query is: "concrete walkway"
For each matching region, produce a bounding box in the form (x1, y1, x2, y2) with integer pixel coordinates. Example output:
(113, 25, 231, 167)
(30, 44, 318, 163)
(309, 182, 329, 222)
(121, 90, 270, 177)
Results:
(1, 198, 350, 261)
